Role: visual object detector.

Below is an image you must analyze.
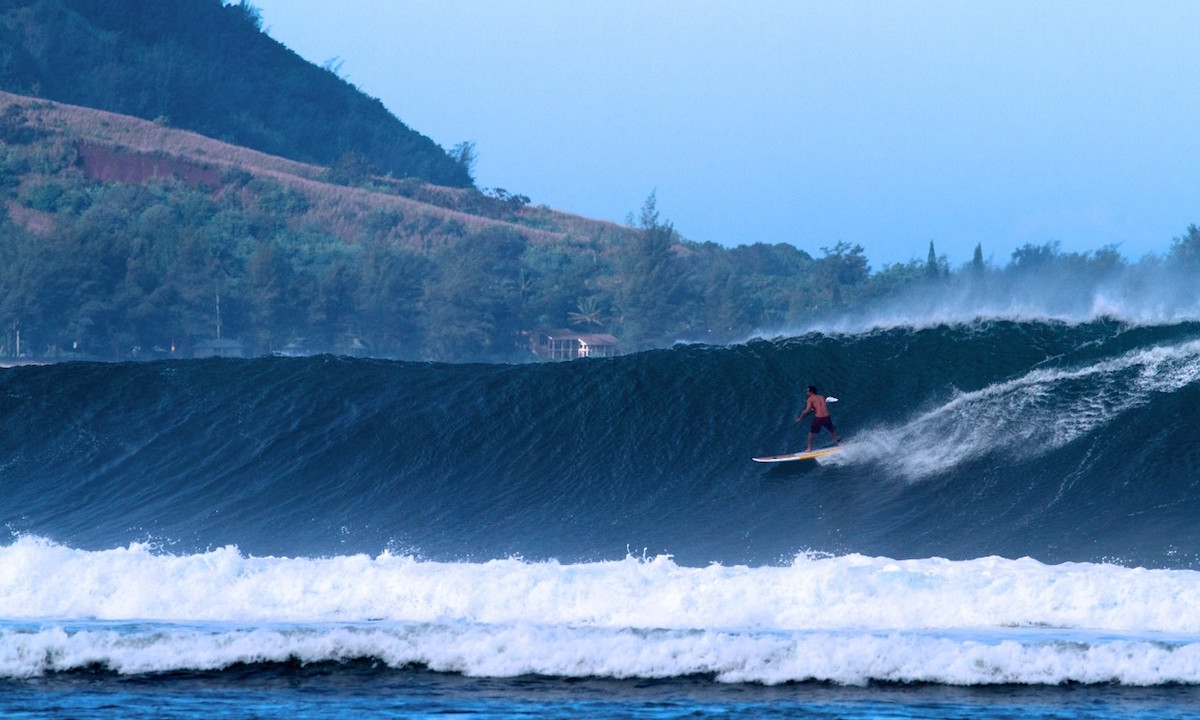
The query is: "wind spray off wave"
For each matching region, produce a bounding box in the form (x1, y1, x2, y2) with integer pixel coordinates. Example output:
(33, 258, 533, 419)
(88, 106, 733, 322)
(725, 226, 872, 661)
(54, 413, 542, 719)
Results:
(842, 336, 1200, 479)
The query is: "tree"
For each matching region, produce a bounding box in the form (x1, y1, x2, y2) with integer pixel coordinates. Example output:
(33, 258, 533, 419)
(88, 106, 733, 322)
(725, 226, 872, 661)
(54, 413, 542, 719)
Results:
(1169, 224, 1200, 268)
(326, 152, 373, 186)
(449, 141, 477, 182)
(227, 1, 263, 31)
(568, 296, 605, 329)
(923, 240, 948, 281)
(355, 239, 428, 356)
(423, 226, 527, 360)
(695, 261, 762, 340)
(520, 242, 604, 330)
(308, 258, 361, 348)
(637, 189, 661, 231)
(616, 193, 692, 347)
(817, 241, 869, 307)
(1010, 241, 1061, 271)
(1088, 245, 1125, 277)
(245, 236, 300, 352)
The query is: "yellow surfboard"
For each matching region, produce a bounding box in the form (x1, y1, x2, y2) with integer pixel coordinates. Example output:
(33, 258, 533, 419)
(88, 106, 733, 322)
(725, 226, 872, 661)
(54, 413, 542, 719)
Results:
(752, 447, 840, 463)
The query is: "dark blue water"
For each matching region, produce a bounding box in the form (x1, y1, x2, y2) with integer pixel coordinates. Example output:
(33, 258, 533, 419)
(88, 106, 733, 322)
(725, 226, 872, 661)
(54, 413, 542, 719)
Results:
(5, 318, 1200, 718)
(3, 318, 1199, 566)
(8, 667, 1200, 719)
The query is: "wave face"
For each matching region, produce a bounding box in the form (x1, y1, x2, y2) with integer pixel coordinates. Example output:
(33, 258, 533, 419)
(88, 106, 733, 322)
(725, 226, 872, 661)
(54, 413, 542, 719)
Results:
(4, 318, 1200, 566)
(6, 318, 1200, 685)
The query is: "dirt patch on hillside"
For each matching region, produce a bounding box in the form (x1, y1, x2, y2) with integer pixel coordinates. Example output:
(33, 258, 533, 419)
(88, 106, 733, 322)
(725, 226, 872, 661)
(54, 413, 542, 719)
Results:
(77, 143, 221, 189)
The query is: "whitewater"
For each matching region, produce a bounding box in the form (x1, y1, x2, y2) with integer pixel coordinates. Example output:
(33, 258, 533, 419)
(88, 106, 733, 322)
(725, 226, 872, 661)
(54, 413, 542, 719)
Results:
(6, 538, 1200, 687)
(5, 312, 1200, 717)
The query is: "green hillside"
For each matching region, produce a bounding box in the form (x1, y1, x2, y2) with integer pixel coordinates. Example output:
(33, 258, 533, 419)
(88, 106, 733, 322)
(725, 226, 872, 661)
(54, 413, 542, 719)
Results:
(0, 3, 1194, 364)
(0, 90, 649, 361)
(0, 0, 471, 187)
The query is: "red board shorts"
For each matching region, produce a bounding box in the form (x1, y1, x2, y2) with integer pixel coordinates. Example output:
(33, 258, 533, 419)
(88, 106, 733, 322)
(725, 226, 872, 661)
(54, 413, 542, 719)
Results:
(810, 415, 836, 434)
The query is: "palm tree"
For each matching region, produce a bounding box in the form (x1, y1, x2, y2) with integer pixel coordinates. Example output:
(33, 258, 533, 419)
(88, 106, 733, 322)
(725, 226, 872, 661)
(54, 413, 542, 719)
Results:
(568, 296, 605, 329)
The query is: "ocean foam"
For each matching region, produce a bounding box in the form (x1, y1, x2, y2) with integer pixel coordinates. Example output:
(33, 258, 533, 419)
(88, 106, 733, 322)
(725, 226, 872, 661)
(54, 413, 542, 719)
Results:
(4, 621, 1200, 685)
(837, 338, 1200, 479)
(4, 537, 1200, 684)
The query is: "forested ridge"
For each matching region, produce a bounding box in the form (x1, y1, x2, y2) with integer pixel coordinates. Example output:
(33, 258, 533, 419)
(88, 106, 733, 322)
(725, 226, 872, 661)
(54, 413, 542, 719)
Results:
(0, 0, 470, 187)
(3, 89, 1200, 363)
(0, 3, 1198, 363)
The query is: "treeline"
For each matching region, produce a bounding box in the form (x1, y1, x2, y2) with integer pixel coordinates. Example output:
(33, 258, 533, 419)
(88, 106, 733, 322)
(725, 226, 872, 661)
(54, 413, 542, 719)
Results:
(0, 0, 471, 187)
(5, 0, 1198, 364)
(3, 101, 1200, 362)
(4, 127, 1198, 363)
(0, 162, 850, 361)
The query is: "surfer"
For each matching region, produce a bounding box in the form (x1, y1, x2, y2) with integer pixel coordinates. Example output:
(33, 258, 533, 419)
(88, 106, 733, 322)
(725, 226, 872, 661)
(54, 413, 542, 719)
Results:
(796, 385, 841, 452)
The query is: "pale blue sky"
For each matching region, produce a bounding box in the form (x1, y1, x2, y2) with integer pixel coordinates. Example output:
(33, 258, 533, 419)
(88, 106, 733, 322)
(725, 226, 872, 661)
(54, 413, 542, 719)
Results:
(250, 1, 1200, 269)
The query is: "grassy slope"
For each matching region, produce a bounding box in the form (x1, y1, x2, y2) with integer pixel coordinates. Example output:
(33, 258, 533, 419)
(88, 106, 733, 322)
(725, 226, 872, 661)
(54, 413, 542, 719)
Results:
(0, 90, 630, 251)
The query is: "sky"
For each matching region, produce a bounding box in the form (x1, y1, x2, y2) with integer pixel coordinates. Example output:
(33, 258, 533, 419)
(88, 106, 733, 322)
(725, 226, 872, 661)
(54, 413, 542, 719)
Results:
(249, 0, 1200, 269)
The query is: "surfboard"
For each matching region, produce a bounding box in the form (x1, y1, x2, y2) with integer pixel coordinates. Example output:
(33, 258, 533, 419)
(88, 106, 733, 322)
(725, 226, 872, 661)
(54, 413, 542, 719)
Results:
(753, 447, 840, 463)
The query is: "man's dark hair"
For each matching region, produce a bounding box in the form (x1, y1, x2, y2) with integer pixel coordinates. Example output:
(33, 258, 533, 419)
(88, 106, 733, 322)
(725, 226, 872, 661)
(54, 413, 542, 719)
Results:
(808, 385, 818, 394)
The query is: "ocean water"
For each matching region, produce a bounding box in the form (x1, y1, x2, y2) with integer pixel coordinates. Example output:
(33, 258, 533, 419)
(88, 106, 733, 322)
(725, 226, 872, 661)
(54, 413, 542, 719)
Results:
(5, 317, 1200, 718)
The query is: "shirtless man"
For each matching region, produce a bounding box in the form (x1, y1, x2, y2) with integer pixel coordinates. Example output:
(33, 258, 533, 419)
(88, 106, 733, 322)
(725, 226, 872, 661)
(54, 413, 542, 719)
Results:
(795, 385, 841, 452)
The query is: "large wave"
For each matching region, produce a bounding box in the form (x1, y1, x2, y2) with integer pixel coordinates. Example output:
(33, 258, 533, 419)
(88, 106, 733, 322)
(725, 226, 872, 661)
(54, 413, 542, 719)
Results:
(3, 317, 1200, 568)
(7, 317, 1200, 686)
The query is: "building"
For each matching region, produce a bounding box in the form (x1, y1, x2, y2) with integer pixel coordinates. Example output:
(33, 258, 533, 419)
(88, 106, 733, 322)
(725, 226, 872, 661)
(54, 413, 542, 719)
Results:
(532, 330, 620, 361)
(193, 338, 246, 358)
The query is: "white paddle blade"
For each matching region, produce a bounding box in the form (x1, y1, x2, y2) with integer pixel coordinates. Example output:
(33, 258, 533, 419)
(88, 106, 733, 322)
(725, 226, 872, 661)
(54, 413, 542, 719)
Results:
(826, 396, 838, 402)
